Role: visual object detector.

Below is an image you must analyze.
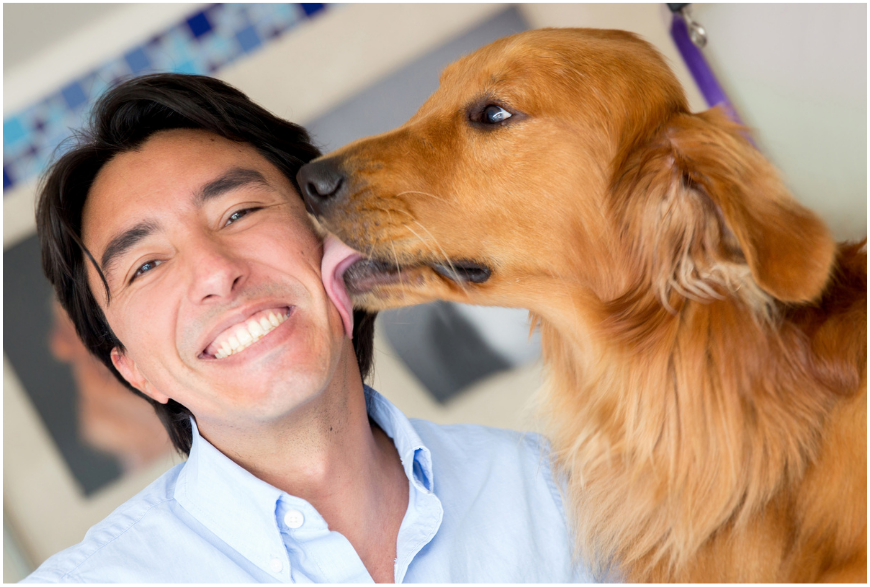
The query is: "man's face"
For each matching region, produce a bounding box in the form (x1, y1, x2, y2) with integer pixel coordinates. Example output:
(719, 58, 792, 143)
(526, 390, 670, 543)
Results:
(82, 129, 349, 437)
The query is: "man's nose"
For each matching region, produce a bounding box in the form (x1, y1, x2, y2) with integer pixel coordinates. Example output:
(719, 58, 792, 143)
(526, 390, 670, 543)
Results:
(187, 241, 247, 303)
(297, 157, 348, 218)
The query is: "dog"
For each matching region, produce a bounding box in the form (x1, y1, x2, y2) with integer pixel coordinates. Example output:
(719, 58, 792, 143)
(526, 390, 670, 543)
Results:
(296, 28, 867, 582)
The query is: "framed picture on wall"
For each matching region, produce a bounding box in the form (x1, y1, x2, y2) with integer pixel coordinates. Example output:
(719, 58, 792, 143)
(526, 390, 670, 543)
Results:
(3, 227, 179, 574)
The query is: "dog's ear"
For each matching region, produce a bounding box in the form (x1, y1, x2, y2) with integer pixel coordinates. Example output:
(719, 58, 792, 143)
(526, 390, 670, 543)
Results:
(613, 108, 835, 305)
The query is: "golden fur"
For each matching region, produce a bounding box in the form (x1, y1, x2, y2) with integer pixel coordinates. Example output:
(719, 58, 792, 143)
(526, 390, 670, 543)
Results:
(306, 29, 867, 581)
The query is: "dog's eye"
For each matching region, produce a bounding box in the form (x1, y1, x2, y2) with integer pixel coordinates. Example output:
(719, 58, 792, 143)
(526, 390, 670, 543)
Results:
(483, 105, 512, 124)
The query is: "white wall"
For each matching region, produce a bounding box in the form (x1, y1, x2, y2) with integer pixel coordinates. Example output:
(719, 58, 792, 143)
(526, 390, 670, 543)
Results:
(520, 3, 867, 240)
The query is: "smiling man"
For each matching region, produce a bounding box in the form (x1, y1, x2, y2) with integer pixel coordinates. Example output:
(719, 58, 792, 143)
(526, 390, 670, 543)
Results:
(24, 74, 589, 583)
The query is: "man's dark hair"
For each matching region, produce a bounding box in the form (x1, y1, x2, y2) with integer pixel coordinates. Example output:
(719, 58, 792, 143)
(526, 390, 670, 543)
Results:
(36, 73, 377, 456)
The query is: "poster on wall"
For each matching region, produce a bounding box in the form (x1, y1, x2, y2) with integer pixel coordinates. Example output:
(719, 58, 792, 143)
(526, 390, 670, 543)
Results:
(4, 235, 174, 494)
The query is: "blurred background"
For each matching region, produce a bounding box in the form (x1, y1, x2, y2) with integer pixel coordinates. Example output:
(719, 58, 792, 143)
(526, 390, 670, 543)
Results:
(3, 3, 866, 580)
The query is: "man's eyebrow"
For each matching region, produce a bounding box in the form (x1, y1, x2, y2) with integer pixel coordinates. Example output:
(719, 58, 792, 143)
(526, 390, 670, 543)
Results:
(195, 167, 271, 206)
(100, 221, 159, 278)
(98, 168, 270, 281)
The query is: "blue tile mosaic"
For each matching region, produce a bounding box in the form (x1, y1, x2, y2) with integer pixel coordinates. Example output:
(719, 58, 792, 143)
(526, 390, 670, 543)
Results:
(60, 82, 88, 110)
(172, 60, 198, 75)
(236, 25, 262, 53)
(124, 47, 152, 74)
(187, 11, 213, 38)
(4, 118, 27, 147)
(302, 4, 325, 17)
(4, 3, 332, 193)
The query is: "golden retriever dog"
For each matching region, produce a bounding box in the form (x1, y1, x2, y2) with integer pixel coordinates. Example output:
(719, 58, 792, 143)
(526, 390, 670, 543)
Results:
(296, 28, 866, 582)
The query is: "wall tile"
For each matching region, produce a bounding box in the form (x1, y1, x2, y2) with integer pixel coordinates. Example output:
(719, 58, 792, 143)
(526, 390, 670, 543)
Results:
(3, 3, 332, 193)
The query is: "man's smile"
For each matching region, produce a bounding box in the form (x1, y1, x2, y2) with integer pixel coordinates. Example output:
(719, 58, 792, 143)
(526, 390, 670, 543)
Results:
(200, 304, 293, 360)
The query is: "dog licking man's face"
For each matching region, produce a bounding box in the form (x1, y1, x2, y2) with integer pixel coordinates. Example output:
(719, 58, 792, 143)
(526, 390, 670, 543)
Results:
(301, 28, 690, 314)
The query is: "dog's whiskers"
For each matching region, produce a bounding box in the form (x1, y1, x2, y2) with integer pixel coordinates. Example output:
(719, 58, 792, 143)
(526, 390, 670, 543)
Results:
(385, 209, 408, 298)
(392, 212, 470, 296)
(395, 190, 453, 206)
(408, 216, 471, 296)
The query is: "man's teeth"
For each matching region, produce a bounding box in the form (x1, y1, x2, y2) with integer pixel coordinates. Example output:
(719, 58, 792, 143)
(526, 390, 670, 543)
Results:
(213, 310, 288, 359)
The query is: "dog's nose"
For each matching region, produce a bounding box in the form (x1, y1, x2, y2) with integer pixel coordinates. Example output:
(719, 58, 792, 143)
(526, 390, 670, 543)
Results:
(297, 158, 347, 217)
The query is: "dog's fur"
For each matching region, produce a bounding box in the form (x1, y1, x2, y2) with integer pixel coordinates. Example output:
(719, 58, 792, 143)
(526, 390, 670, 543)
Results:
(304, 29, 867, 581)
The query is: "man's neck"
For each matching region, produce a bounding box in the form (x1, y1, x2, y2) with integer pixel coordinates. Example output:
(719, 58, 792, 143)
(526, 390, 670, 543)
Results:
(197, 346, 408, 582)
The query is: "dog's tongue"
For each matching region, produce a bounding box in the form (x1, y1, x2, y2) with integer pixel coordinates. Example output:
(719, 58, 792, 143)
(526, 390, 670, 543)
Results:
(321, 234, 362, 339)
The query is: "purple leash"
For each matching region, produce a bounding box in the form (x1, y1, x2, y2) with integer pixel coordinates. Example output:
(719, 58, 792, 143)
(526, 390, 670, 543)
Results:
(667, 4, 747, 128)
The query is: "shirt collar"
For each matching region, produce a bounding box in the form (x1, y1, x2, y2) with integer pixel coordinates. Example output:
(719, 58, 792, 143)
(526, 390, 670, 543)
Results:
(173, 386, 438, 579)
(363, 385, 435, 494)
(363, 386, 443, 582)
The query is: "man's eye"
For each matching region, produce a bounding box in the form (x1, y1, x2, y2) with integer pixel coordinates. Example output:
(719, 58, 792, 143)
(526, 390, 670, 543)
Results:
(131, 260, 161, 282)
(225, 207, 261, 226)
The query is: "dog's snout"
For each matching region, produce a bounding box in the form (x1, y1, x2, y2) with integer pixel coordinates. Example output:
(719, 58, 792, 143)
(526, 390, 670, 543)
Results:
(297, 158, 347, 216)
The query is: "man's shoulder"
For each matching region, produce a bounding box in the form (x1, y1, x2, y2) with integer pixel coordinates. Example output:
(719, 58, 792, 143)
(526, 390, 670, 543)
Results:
(403, 419, 588, 581)
(22, 462, 185, 583)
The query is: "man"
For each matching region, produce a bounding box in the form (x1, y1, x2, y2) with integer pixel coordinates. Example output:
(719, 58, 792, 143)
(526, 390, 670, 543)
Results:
(24, 74, 589, 582)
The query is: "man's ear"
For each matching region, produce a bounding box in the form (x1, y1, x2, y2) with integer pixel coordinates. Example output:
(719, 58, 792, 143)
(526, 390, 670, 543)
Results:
(110, 348, 170, 404)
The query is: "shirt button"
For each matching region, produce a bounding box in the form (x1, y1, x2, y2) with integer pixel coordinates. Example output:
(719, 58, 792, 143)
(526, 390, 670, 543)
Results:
(270, 558, 283, 573)
(284, 509, 305, 529)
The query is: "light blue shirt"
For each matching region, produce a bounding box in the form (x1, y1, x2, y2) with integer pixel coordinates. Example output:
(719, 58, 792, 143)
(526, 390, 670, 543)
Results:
(24, 386, 592, 582)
